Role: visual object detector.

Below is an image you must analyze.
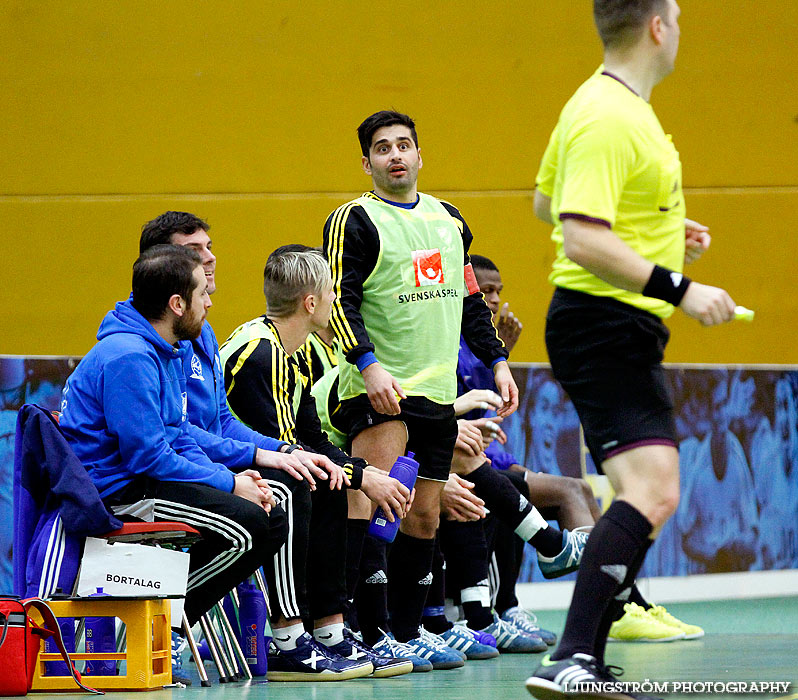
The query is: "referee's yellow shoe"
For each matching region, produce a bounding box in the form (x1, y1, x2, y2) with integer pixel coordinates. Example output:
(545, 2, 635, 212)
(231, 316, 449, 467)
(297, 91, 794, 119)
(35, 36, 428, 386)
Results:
(647, 604, 705, 639)
(607, 602, 685, 642)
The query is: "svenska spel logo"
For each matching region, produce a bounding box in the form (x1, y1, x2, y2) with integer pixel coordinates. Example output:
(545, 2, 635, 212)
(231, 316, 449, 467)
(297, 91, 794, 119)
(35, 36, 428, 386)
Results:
(411, 248, 444, 286)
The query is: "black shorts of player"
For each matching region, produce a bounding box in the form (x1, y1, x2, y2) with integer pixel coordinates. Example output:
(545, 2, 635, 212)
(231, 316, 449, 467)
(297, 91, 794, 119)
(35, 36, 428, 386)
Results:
(545, 287, 677, 472)
(339, 394, 457, 482)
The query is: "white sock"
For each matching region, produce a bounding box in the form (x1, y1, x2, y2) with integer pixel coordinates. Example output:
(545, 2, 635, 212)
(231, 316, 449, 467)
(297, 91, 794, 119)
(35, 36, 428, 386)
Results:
(313, 621, 345, 646)
(514, 507, 549, 541)
(272, 621, 306, 651)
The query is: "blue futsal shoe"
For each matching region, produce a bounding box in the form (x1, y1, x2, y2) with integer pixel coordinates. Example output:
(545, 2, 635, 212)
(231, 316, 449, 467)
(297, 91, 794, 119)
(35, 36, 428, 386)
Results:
(537, 527, 591, 579)
(438, 623, 499, 660)
(171, 631, 192, 685)
(372, 629, 433, 673)
(267, 632, 373, 681)
(480, 613, 548, 653)
(326, 629, 413, 678)
(501, 607, 557, 646)
(402, 627, 465, 670)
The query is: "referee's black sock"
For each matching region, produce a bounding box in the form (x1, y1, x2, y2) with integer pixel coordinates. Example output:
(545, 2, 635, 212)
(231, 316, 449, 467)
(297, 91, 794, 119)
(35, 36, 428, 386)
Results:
(593, 541, 653, 664)
(388, 531, 435, 642)
(356, 533, 390, 646)
(344, 518, 368, 632)
(464, 463, 564, 556)
(551, 500, 652, 661)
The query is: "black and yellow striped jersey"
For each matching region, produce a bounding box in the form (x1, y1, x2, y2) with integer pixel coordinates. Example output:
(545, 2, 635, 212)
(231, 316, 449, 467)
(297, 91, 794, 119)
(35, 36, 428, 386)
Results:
(300, 332, 339, 387)
(220, 316, 365, 490)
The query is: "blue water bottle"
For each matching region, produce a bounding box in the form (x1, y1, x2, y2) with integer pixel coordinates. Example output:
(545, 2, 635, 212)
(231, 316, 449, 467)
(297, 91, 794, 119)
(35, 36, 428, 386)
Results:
(367, 451, 419, 543)
(84, 587, 117, 676)
(44, 617, 75, 676)
(237, 582, 268, 675)
(224, 593, 242, 647)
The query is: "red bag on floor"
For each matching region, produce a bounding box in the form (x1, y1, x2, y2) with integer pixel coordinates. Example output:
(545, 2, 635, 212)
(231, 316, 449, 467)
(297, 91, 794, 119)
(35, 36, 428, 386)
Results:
(0, 596, 102, 696)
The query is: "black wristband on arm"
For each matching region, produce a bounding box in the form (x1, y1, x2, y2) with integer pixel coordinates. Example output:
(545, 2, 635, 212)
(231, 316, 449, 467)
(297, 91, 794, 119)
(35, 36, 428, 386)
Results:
(642, 265, 691, 306)
(282, 444, 303, 454)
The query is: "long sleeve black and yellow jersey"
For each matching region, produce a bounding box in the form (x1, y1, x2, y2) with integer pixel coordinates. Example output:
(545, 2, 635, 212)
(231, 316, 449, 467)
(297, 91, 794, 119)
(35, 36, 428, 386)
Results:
(220, 316, 365, 490)
(299, 332, 339, 387)
(323, 192, 507, 370)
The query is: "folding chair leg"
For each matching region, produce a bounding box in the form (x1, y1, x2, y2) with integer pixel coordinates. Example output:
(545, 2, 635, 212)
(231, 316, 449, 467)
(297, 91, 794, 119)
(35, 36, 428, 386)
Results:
(200, 614, 235, 683)
(214, 601, 252, 681)
(182, 612, 211, 687)
(210, 611, 240, 681)
(253, 568, 272, 618)
(211, 605, 243, 680)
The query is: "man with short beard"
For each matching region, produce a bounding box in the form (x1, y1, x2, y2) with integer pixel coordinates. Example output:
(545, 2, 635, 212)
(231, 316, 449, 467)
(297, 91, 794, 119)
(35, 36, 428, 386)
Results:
(60, 246, 288, 654)
(324, 110, 518, 668)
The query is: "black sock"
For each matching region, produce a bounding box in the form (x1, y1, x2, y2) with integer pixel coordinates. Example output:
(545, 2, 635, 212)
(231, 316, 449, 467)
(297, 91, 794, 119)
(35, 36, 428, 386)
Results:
(464, 463, 563, 551)
(440, 519, 493, 630)
(388, 532, 435, 642)
(628, 584, 651, 609)
(493, 520, 523, 616)
(592, 599, 624, 664)
(552, 501, 652, 661)
(356, 534, 390, 646)
(421, 537, 452, 634)
(593, 541, 653, 663)
(529, 526, 565, 557)
(345, 519, 368, 631)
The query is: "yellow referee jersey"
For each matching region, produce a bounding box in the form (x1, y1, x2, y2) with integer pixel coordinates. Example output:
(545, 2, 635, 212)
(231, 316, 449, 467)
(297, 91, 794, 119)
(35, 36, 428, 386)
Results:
(537, 69, 686, 318)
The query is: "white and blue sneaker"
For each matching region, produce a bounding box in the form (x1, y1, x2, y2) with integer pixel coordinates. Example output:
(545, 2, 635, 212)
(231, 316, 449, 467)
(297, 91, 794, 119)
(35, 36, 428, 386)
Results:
(372, 629, 433, 673)
(326, 629, 413, 678)
(171, 631, 192, 685)
(480, 613, 548, 653)
(438, 622, 499, 660)
(267, 632, 373, 681)
(537, 527, 591, 579)
(402, 627, 465, 670)
(501, 607, 557, 646)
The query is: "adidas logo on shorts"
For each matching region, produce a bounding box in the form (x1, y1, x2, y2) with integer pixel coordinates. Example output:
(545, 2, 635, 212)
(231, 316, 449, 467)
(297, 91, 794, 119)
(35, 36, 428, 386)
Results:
(418, 572, 433, 586)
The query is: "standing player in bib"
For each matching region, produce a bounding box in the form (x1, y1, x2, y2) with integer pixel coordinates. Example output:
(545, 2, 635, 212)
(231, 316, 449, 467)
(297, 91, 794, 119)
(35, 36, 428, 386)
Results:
(525, 2, 736, 698)
(324, 110, 518, 661)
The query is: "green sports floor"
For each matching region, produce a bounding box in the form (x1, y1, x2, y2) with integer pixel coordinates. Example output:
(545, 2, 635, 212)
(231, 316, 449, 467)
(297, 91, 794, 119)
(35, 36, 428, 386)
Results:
(30, 597, 798, 700)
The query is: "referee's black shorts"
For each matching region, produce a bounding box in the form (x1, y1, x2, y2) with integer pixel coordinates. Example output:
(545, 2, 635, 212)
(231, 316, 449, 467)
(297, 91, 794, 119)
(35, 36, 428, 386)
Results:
(339, 394, 457, 482)
(545, 287, 677, 472)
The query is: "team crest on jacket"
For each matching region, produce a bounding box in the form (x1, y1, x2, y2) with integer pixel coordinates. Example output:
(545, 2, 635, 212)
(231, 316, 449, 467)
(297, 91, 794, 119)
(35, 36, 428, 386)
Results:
(411, 248, 444, 286)
(190, 353, 205, 381)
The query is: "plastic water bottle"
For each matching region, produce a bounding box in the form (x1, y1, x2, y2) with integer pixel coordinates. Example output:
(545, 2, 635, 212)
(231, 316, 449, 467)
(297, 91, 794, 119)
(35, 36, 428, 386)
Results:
(84, 587, 117, 676)
(367, 452, 419, 543)
(44, 617, 75, 676)
(237, 582, 268, 675)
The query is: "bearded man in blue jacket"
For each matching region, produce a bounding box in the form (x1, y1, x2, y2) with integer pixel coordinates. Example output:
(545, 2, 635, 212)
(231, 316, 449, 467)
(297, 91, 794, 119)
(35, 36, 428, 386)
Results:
(60, 245, 288, 627)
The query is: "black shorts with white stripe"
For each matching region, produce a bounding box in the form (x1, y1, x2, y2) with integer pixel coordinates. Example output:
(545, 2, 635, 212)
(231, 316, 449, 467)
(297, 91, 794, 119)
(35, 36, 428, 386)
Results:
(255, 467, 348, 623)
(106, 477, 287, 626)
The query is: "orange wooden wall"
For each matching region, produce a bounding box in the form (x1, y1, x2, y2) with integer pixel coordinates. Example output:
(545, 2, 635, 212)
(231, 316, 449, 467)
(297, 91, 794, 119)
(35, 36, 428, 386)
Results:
(2, 1, 795, 362)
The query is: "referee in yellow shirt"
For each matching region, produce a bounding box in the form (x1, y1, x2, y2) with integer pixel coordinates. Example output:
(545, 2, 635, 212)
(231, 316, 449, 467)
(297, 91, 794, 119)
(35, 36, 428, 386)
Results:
(526, 2, 735, 698)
